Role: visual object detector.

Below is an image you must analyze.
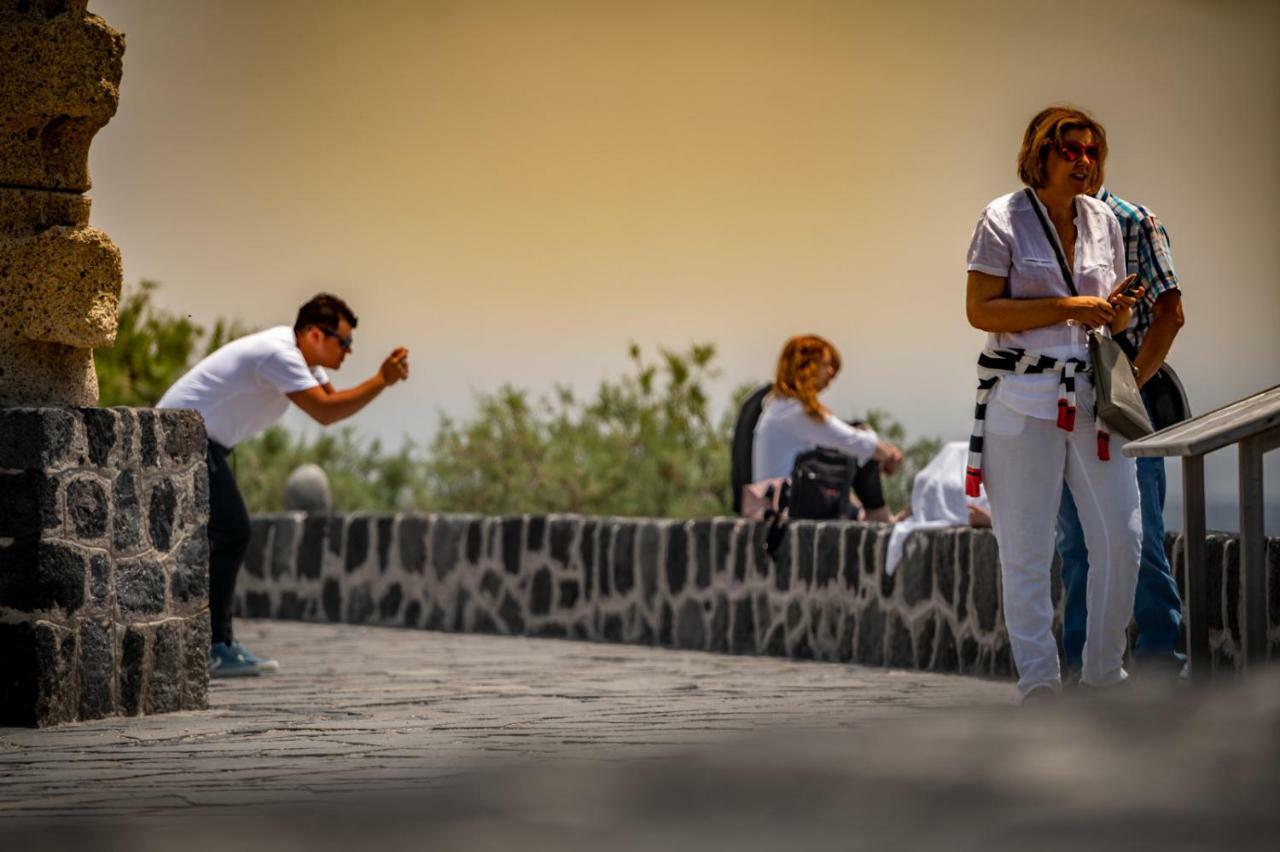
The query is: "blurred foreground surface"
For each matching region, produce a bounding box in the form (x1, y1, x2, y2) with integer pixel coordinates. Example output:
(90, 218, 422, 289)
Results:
(2, 620, 1277, 850)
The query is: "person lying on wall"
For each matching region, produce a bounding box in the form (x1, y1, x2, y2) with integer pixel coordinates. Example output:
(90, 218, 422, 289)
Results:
(158, 294, 410, 677)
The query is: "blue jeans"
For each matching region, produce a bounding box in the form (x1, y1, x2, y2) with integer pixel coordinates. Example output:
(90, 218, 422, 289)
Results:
(1056, 398, 1184, 671)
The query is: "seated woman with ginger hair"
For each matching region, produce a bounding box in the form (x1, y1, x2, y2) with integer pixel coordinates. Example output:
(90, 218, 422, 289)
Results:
(752, 335, 903, 521)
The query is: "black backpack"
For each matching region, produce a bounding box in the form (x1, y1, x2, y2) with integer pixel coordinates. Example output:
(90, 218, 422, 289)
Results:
(730, 383, 772, 515)
(787, 447, 855, 520)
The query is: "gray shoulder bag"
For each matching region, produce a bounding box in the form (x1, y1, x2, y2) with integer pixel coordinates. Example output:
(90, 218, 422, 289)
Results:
(1024, 188, 1153, 440)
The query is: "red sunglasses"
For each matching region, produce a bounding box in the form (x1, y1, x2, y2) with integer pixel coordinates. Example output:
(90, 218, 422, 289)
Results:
(1055, 140, 1101, 163)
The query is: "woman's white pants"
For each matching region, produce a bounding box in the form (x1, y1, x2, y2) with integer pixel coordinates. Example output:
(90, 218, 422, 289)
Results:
(982, 397, 1142, 696)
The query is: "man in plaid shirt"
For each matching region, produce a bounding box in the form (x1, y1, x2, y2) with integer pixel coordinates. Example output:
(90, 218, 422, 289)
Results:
(1056, 187, 1187, 680)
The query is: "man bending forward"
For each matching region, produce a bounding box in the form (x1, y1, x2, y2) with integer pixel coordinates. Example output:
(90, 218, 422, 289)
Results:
(159, 294, 410, 676)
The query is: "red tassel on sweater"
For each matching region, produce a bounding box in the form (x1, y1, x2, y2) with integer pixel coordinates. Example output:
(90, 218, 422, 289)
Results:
(965, 467, 982, 498)
(1056, 399, 1075, 431)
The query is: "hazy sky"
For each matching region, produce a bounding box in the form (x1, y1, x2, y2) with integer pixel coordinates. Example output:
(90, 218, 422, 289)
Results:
(87, 0, 1279, 528)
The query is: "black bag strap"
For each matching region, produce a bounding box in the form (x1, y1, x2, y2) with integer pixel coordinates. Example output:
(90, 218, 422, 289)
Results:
(1024, 187, 1078, 297)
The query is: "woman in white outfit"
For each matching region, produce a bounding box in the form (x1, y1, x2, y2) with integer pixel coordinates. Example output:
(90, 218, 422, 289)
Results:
(753, 335, 903, 520)
(964, 106, 1144, 701)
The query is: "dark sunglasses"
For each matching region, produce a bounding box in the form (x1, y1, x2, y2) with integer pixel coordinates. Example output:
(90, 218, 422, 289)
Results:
(317, 326, 352, 352)
(1055, 140, 1101, 163)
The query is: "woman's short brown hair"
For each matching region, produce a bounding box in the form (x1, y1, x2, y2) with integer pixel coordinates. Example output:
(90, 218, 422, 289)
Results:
(1016, 105, 1108, 195)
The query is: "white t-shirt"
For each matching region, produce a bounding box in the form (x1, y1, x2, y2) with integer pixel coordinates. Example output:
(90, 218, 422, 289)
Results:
(157, 326, 328, 448)
(752, 395, 879, 480)
(966, 190, 1126, 420)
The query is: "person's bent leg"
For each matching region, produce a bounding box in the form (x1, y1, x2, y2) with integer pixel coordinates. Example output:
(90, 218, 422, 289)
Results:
(1131, 456, 1183, 663)
(206, 442, 251, 646)
(1054, 484, 1089, 676)
(852, 459, 891, 522)
(981, 401, 1068, 697)
(1064, 411, 1141, 689)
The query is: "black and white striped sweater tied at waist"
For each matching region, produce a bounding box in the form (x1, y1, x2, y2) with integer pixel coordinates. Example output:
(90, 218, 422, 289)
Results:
(964, 348, 1111, 498)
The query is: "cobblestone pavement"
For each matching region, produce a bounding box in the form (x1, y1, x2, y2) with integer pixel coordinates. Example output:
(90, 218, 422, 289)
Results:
(0, 619, 1009, 825)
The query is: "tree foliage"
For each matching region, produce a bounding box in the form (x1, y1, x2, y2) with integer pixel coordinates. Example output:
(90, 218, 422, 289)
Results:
(96, 281, 942, 518)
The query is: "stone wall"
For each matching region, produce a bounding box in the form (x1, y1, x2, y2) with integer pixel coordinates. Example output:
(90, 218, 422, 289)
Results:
(238, 513, 1280, 675)
(0, 407, 210, 727)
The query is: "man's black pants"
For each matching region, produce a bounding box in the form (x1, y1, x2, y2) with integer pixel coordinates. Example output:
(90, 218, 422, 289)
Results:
(207, 441, 251, 646)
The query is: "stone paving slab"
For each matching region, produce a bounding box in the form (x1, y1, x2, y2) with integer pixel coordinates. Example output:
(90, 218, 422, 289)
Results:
(0, 618, 1009, 825)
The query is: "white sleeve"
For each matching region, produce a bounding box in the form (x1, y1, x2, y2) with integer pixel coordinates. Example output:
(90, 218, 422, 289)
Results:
(816, 414, 880, 463)
(258, 348, 323, 395)
(1108, 213, 1127, 287)
(966, 207, 1012, 277)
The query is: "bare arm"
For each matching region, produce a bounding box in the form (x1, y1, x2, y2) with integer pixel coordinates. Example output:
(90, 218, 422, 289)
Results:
(965, 270, 1117, 333)
(1132, 291, 1185, 387)
(288, 347, 409, 426)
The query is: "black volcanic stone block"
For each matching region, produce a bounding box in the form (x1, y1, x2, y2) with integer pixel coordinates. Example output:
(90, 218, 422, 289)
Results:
(465, 517, 483, 564)
(183, 615, 212, 708)
(709, 595, 729, 653)
(764, 625, 786, 657)
(857, 599, 885, 666)
(480, 571, 502, 599)
(118, 558, 166, 616)
(377, 516, 395, 572)
(298, 515, 327, 579)
(397, 516, 427, 575)
(148, 622, 182, 714)
(67, 476, 108, 540)
(404, 600, 422, 628)
(346, 516, 370, 574)
(792, 632, 813, 660)
(935, 621, 959, 671)
(472, 609, 497, 634)
(841, 527, 862, 589)
(326, 514, 344, 555)
(431, 517, 459, 579)
(558, 579, 579, 610)
(531, 568, 552, 616)
(243, 521, 269, 580)
(638, 524, 659, 604)
(899, 535, 934, 607)
(755, 592, 772, 634)
(136, 410, 160, 466)
(993, 642, 1014, 678)
(147, 478, 178, 552)
(379, 584, 403, 620)
(665, 523, 687, 595)
(346, 586, 374, 625)
(713, 519, 734, 577)
(322, 579, 341, 622)
(733, 523, 750, 582)
(82, 408, 117, 467)
(161, 410, 206, 464)
(861, 526, 879, 575)
(614, 524, 635, 594)
(0, 408, 74, 469)
(659, 602, 673, 646)
(972, 544, 1000, 632)
(526, 515, 546, 551)
(937, 534, 956, 605)
(0, 471, 46, 537)
(171, 534, 209, 604)
(112, 470, 143, 554)
(580, 519, 597, 572)
(278, 592, 305, 620)
(815, 523, 839, 587)
(77, 619, 114, 720)
(1269, 538, 1280, 628)
(0, 622, 43, 726)
(960, 634, 980, 674)
(451, 588, 471, 630)
(838, 611, 856, 662)
(773, 533, 792, 592)
(786, 599, 802, 631)
(499, 593, 524, 634)
(675, 599, 706, 650)
(243, 591, 271, 618)
(120, 627, 146, 716)
(89, 554, 111, 606)
(795, 523, 814, 587)
(500, 516, 522, 576)
(732, 593, 757, 652)
(603, 613, 624, 642)
(549, 518, 574, 565)
(598, 524, 614, 596)
(1224, 538, 1240, 645)
(888, 615, 913, 668)
(0, 541, 86, 613)
(426, 605, 447, 631)
(915, 615, 937, 670)
(752, 524, 770, 578)
(1203, 535, 1225, 632)
(691, 520, 711, 589)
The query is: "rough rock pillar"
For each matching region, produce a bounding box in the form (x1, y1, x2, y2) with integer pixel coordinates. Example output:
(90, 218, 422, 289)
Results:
(0, 2, 212, 727)
(0, 0, 124, 406)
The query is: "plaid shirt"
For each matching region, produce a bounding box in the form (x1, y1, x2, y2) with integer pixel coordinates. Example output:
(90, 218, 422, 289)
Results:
(1096, 187, 1180, 352)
